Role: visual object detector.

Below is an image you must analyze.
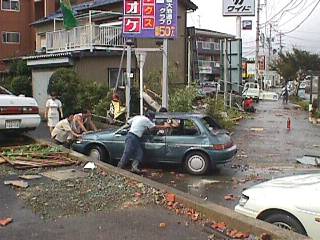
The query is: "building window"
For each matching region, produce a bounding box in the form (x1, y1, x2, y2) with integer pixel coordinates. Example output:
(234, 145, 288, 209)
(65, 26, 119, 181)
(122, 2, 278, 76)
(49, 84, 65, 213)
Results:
(2, 32, 20, 44)
(1, 0, 20, 11)
(202, 41, 211, 49)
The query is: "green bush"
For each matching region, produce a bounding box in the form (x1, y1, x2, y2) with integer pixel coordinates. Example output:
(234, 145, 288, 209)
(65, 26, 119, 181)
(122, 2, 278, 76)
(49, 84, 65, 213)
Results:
(48, 68, 81, 116)
(10, 75, 32, 96)
(77, 81, 109, 111)
(4, 60, 32, 96)
(93, 92, 113, 117)
(169, 87, 198, 112)
(206, 97, 242, 131)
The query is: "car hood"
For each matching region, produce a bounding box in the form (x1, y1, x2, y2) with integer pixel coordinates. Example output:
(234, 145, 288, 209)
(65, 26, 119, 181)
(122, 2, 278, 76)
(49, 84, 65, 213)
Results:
(248, 174, 320, 189)
(0, 94, 38, 106)
(243, 174, 320, 214)
(82, 129, 116, 141)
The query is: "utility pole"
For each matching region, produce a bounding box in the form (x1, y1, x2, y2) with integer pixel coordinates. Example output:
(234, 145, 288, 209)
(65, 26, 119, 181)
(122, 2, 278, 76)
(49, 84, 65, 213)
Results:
(255, 0, 261, 85)
(224, 38, 228, 109)
(266, 23, 272, 89)
(279, 31, 283, 54)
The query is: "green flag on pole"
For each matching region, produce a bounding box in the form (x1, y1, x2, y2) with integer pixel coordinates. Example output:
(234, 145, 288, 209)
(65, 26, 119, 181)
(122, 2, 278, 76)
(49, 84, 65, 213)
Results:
(60, 0, 78, 30)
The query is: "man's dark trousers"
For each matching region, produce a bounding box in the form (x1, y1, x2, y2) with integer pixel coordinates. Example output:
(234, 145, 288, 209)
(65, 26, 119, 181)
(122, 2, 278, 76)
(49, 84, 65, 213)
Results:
(117, 132, 143, 169)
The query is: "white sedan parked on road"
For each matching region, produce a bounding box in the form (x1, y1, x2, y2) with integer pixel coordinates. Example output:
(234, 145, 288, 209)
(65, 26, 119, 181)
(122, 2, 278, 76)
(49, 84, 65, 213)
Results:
(0, 86, 40, 133)
(235, 174, 320, 239)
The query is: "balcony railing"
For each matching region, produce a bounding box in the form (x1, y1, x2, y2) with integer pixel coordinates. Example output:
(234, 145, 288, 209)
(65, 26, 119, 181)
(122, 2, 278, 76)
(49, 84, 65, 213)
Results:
(196, 41, 220, 51)
(197, 60, 220, 74)
(46, 24, 125, 53)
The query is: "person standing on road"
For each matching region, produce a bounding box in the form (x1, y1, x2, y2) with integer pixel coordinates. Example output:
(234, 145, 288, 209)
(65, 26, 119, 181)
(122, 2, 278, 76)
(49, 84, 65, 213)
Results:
(51, 114, 81, 147)
(45, 92, 63, 133)
(283, 86, 289, 104)
(117, 111, 170, 174)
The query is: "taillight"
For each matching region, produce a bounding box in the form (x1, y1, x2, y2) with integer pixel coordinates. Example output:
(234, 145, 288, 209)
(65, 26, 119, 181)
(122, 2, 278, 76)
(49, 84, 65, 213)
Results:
(0, 106, 21, 115)
(0, 106, 38, 115)
(22, 106, 39, 114)
(213, 141, 233, 151)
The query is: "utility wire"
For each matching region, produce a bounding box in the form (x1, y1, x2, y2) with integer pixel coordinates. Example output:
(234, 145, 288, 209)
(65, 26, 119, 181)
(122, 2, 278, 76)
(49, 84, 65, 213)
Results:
(260, 0, 298, 26)
(282, 0, 320, 34)
(278, 0, 310, 27)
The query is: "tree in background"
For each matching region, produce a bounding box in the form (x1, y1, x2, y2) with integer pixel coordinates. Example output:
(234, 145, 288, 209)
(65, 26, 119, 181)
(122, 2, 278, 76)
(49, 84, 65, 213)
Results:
(48, 68, 111, 116)
(272, 48, 320, 95)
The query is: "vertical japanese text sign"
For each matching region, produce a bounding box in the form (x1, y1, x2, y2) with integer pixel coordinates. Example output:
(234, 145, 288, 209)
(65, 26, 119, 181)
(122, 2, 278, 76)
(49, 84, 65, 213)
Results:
(123, 0, 178, 39)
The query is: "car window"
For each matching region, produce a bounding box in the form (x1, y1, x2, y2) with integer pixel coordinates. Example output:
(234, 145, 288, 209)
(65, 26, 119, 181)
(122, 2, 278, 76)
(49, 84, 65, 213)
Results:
(200, 116, 222, 131)
(170, 119, 200, 136)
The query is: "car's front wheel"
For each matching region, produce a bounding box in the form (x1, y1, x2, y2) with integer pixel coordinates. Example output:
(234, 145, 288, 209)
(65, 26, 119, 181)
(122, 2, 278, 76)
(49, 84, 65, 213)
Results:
(184, 151, 209, 175)
(88, 145, 106, 162)
(263, 213, 307, 236)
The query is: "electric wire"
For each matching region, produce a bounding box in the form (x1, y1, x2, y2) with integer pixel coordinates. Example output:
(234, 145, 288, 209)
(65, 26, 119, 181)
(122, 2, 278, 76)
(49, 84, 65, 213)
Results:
(282, 0, 320, 34)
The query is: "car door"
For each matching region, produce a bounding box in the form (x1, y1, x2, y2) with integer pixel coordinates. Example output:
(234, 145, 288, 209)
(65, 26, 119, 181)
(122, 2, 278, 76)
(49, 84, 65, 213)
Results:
(107, 127, 128, 160)
(165, 119, 204, 163)
(141, 123, 166, 163)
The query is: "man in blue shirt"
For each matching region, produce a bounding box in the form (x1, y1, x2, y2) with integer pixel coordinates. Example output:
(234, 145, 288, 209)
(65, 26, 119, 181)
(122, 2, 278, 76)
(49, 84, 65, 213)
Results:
(117, 111, 169, 174)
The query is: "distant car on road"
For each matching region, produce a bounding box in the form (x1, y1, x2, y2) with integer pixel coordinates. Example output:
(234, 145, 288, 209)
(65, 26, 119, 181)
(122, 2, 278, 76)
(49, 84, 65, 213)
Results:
(242, 82, 260, 102)
(235, 174, 320, 239)
(0, 86, 40, 133)
(72, 113, 237, 175)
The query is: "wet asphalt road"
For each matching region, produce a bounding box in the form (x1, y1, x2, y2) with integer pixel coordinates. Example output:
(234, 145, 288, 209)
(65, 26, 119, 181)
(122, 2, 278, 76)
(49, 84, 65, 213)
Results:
(5, 99, 320, 212)
(142, 100, 320, 209)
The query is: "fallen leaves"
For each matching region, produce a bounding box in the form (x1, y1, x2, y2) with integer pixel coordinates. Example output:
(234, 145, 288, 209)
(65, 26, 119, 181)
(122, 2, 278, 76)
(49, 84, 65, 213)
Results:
(159, 222, 166, 228)
(227, 229, 249, 239)
(0, 218, 13, 226)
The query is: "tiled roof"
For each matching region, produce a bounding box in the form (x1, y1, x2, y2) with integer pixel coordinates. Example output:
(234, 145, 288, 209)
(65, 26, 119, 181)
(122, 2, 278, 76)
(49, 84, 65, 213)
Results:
(22, 52, 72, 60)
(32, 0, 197, 25)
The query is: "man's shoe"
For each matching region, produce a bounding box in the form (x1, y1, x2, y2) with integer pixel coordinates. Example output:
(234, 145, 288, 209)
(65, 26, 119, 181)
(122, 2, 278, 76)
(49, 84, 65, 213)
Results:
(130, 167, 142, 174)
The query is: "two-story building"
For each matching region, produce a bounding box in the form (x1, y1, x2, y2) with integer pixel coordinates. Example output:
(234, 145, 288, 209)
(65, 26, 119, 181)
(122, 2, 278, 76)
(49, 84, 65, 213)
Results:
(0, 0, 88, 74)
(24, 0, 197, 114)
(187, 27, 234, 83)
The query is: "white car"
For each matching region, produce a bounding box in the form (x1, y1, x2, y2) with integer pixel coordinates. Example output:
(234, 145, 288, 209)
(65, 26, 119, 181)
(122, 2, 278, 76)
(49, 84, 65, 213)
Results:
(235, 174, 320, 239)
(0, 86, 41, 133)
(242, 82, 260, 102)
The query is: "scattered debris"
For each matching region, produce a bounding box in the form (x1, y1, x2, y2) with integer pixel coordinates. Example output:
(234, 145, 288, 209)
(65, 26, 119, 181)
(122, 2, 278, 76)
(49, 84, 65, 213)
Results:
(159, 222, 166, 228)
(260, 233, 272, 240)
(313, 145, 320, 148)
(166, 193, 176, 203)
(0, 144, 78, 169)
(41, 169, 88, 181)
(227, 229, 249, 239)
(211, 222, 227, 232)
(250, 128, 264, 132)
(0, 218, 13, 227)
(224, 194, 236, 201)
(296, 155, 320, 167)
(230, 116, 243, 122)
(4, 180, 29, 188)
(0, 156, 6, 164)
(84, 162, 97, 170)
(19, 175, 42, 180)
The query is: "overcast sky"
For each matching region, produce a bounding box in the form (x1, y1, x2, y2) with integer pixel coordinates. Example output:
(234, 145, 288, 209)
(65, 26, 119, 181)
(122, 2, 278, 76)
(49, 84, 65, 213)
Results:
(188, 0, 320, 58)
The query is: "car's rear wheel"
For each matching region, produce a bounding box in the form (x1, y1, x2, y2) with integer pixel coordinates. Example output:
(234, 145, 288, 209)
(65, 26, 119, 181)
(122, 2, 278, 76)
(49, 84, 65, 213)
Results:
(184, 151, 209, 175)
(263, 213, 307, 236)
(88, 145, 106, 162)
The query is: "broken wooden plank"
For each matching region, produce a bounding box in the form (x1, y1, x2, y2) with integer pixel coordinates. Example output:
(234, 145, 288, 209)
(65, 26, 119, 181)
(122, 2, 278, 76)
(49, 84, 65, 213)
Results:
(4, 180, 29, 188)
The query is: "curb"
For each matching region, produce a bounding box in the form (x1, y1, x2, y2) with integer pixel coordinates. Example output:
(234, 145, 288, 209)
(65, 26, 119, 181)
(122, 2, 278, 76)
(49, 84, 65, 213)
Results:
(36, 139, 309, 240)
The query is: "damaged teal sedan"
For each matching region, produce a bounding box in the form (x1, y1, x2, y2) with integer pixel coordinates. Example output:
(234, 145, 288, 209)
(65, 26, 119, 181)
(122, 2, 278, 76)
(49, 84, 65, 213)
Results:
(72, 113, 237, 175)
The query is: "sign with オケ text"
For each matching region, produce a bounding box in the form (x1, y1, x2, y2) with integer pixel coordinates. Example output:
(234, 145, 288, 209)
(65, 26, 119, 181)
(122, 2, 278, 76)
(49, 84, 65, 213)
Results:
(223, 0, 255, 16)
(123, 0, 178, 39)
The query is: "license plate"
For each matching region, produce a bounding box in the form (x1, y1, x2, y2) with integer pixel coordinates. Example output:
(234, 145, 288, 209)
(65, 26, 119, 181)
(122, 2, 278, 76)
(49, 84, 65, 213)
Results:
(5, 120, 21, 129)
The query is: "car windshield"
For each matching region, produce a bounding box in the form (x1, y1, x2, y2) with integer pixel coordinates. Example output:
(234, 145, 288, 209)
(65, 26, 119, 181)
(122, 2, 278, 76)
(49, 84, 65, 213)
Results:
(0, 86, 12, 95)
(200, 116, 222, 132)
